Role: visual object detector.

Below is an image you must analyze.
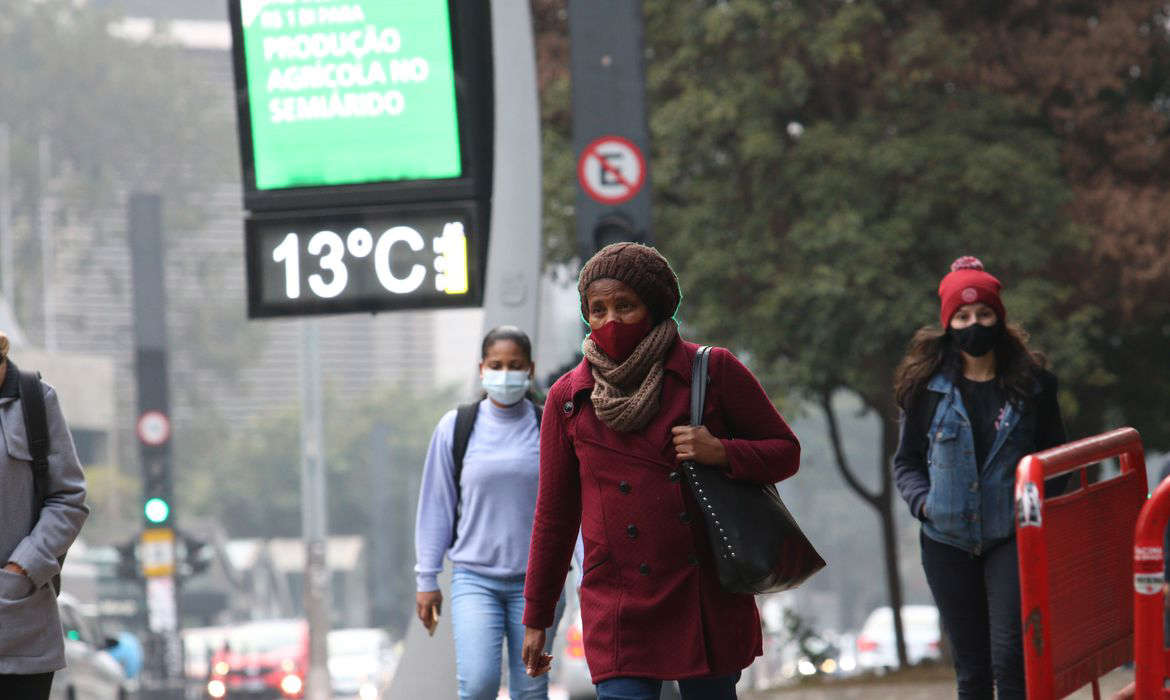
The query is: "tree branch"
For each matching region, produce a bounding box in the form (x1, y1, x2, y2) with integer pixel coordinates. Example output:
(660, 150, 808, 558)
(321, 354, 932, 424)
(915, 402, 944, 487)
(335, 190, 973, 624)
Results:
(821, 389, 882, 508)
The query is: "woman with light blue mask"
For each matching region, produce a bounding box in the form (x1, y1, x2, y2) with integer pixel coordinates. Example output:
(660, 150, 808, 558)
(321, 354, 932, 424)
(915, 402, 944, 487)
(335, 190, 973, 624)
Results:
(414, 326, 570, 700)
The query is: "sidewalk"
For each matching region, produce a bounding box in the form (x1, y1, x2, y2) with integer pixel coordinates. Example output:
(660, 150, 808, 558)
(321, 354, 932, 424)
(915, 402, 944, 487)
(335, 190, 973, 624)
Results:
(748, 666, 1133, 699)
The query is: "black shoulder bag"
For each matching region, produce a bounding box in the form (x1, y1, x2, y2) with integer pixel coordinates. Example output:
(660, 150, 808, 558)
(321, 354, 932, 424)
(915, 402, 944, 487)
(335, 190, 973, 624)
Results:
(12, 362, 64, 595)
(681, 346, 825, 595)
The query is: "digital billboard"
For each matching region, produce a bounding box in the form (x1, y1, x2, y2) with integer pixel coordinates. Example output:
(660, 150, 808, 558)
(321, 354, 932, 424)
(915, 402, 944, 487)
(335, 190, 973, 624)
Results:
(236, 0, 462, 190)
(244, 203, 482, 317)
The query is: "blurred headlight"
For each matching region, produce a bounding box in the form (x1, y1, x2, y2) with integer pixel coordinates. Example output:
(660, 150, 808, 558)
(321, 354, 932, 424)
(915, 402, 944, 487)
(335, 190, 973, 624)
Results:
(207, 679, 227, 698)
(213, 661, 230, 676)
(820, 658, 838, 674)
(359, 682, 378, 700)
(280, 673, 303, 696)
(798, 659, 817, 676)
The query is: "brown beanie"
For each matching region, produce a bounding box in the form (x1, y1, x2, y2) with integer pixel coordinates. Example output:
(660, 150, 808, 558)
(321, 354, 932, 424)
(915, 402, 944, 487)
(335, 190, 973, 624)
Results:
(578, 243, 681, 322)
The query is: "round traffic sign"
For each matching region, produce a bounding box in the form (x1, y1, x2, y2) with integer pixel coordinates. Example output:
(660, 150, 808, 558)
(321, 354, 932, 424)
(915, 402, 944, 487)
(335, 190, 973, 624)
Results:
(578, 135, 646, 205)
(137, 411, 171, 446)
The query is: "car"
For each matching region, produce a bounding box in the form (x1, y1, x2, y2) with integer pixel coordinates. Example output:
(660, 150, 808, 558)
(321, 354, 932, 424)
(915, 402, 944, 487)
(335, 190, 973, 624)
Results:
(205, 619, 308, 699)
(184, 625, 231, 699)
(854, 605, 941, 671)
(326, 628, 398, 699)
(549, 606, 592, 700)
(52, 593, 130, 700)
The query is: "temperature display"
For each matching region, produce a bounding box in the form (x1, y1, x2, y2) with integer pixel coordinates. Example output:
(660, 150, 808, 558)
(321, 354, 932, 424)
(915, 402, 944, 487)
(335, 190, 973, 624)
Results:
(245, 204, 482, 317)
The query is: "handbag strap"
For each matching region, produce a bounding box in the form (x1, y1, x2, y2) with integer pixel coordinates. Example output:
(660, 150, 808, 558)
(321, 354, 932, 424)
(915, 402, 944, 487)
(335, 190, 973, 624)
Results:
(690, 346, 713, 427)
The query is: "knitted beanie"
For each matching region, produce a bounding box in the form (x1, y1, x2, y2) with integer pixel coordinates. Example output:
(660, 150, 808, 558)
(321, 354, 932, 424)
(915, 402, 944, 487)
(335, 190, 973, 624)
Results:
(938, 256, 1005, 328)
(578, 243, 681, 323)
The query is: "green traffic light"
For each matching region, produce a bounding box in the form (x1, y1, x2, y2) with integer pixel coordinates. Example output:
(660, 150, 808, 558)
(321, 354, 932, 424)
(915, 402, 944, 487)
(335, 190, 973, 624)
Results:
(144, 497, 170, 524)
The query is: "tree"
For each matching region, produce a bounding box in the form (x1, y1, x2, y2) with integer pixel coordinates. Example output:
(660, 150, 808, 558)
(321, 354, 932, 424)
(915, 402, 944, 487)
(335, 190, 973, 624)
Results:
(642, 0, 1092, 666)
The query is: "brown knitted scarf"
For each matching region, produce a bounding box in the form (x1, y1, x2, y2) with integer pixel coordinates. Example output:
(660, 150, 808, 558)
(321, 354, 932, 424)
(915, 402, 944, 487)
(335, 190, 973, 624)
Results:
(582, 319, 679, 433)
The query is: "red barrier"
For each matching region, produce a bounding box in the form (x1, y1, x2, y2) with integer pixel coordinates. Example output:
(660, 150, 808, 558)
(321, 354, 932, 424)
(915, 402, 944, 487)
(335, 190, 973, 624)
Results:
(1016, 427, 1147, 700)
(1133, 472, 1170, 698)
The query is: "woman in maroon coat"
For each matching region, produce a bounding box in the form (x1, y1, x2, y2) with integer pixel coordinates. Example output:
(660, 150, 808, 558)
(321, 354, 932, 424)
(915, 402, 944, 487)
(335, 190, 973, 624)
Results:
(520, 243, 801, 699)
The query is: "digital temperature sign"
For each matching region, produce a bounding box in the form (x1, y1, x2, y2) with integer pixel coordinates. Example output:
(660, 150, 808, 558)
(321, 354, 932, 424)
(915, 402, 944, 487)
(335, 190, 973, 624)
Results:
(245, 204, 483, 317)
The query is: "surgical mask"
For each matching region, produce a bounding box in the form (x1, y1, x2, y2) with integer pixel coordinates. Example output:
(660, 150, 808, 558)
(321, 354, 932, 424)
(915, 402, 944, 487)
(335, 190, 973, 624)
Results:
(951, 322, 1002, 357)
(590, 317, 653, 363)
(481, 370, 531, 406)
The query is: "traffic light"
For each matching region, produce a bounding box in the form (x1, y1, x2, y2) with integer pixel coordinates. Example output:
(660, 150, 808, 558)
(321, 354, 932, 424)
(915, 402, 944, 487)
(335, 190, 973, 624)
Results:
(142, 457, 172, 526)
(591, 213, 645, 254)
(179, 532, 214, 578)
(114, 539, 140, 580)
(144, 497, 170, 525)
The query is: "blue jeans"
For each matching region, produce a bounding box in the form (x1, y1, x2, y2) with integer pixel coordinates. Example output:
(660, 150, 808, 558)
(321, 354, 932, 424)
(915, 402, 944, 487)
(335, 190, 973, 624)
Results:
(921, 531, 1024, 700)
(596, 674, 740, 700)
(451, 567, 564, 700)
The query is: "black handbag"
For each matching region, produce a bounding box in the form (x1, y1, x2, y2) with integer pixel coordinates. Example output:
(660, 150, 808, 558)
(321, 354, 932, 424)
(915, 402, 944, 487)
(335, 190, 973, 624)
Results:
(681, 346, 826, 594)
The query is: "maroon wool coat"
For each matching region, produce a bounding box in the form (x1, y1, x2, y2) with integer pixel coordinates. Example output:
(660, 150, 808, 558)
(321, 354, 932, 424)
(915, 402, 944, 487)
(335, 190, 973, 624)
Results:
(522, 339, 801, 682)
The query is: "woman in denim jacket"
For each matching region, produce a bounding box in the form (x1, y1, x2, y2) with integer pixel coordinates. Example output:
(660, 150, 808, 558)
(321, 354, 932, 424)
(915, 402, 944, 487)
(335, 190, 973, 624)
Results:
(893, 257, 1066, 700)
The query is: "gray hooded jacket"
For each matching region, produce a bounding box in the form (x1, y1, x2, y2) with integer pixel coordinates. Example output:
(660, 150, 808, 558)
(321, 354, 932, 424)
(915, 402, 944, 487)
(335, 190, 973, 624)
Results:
(0, 367, 88, 674)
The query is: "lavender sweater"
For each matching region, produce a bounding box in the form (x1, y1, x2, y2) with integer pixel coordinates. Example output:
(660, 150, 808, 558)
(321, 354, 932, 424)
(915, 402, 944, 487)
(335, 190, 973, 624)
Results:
(415, 399, 580, 592)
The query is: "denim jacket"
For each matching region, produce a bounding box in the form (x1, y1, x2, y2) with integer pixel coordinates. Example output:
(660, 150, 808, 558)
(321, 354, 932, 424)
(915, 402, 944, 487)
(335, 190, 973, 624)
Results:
(918, 372, 1040, 554)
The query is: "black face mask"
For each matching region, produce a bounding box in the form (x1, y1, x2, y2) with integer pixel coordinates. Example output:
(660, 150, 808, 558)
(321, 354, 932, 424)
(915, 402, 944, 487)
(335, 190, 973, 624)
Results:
(951, 322, 1002, 357)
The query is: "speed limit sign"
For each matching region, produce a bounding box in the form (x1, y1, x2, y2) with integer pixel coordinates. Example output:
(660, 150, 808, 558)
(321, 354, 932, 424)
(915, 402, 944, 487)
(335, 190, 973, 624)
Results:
(137, 411, 171, 447)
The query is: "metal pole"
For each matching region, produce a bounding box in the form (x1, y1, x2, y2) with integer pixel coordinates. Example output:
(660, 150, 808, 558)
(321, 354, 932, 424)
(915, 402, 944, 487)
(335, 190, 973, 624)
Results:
(480, 0, 543, 340)
(300, 318, 330, 700)
(0, 124, 12, 304)
(38, 135, 54, 351)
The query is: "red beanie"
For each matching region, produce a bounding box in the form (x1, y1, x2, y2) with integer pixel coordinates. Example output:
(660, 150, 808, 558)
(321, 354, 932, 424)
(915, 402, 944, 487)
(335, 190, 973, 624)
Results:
(938, 256, 1005, 328)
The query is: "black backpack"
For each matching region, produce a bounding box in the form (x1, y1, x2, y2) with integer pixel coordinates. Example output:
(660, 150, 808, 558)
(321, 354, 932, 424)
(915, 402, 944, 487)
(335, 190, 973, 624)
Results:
(450, 399, 542, 546)
(11, 361, 64, 595)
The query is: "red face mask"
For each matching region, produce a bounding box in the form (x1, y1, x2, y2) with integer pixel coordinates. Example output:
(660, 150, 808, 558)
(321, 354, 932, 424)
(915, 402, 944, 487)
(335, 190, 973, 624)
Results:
(590, 317, 653, 363)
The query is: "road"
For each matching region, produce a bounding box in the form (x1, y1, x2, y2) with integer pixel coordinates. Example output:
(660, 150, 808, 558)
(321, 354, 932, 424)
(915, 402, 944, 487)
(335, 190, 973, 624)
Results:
(750, 667, 1133, 699)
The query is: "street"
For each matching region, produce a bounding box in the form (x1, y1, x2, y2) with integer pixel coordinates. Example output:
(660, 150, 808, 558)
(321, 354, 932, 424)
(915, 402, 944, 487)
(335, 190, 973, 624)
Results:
(750, 667, 1133, 699)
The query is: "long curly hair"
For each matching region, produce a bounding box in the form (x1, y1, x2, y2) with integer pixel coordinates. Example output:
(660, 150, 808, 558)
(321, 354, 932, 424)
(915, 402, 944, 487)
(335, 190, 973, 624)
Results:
(893, 322, 1047, 410)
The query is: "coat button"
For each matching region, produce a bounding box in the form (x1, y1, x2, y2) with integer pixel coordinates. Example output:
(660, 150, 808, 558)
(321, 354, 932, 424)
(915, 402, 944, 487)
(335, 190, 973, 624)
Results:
(562, 401, 574, 415)
(688, 554, 699, 566)
(679, 512, 691, 524)
(619, 481, 631, 493)
(639, 563, 650, 575)
(668, 471, 681, 482)
(626, 524, 638, 539)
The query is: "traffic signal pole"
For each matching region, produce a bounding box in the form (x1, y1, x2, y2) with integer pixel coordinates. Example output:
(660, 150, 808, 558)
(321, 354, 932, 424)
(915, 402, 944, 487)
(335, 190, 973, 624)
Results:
(570, 0, 653, 257)
(128, 192, 184, 699)
(480, 0, 543, 340)
(300, 319, 330, 700)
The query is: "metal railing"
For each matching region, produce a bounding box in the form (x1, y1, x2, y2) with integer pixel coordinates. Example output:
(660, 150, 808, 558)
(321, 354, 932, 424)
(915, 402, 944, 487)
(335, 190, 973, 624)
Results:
(1015, 427, 1147, 700)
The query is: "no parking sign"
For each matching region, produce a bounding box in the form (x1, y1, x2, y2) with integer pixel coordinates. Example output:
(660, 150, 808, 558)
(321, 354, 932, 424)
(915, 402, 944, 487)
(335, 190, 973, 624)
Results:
(578, 135, 646, 205)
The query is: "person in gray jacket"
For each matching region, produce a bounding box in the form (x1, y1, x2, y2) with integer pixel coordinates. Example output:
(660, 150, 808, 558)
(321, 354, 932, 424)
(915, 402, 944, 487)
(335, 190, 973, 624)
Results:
(0, 335, 89, 698)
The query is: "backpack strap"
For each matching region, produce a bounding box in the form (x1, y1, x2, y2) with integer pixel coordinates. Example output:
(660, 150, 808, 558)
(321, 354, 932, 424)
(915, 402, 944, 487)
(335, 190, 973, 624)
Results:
(450, 401, 482, 546)
(16, 365, 50, 515)
(449, 399, 543, 546)
(13, 363, 63, 595)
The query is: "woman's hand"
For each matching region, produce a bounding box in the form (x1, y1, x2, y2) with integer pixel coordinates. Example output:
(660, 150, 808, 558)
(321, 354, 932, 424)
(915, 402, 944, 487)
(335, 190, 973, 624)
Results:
(672, 425, 728, 466)
(521, 627, 552, 676)
(416, 590, 442, 635)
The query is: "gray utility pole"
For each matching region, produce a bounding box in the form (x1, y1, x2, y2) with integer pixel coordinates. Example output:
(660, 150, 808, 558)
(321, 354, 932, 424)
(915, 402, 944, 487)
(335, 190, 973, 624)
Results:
(128, 193, 184, 700)
(480, 0, 543, 340)
(38, 136, 55, 351)
(300, 319, 330, 700)
(0, 124, 11, 304)
(570, 0, 653, 258)
(391, 0, 540, 691)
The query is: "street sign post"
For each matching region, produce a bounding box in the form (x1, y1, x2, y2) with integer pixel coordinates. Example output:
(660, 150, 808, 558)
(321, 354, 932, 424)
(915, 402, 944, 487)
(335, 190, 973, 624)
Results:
(129, 193, 184, 698)
(578, 135, 647, 206)
(570, 1, 653, 257)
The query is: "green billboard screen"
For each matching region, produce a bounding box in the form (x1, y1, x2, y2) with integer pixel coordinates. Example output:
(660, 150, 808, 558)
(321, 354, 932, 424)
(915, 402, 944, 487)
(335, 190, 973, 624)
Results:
(238, 0, 463, 190)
